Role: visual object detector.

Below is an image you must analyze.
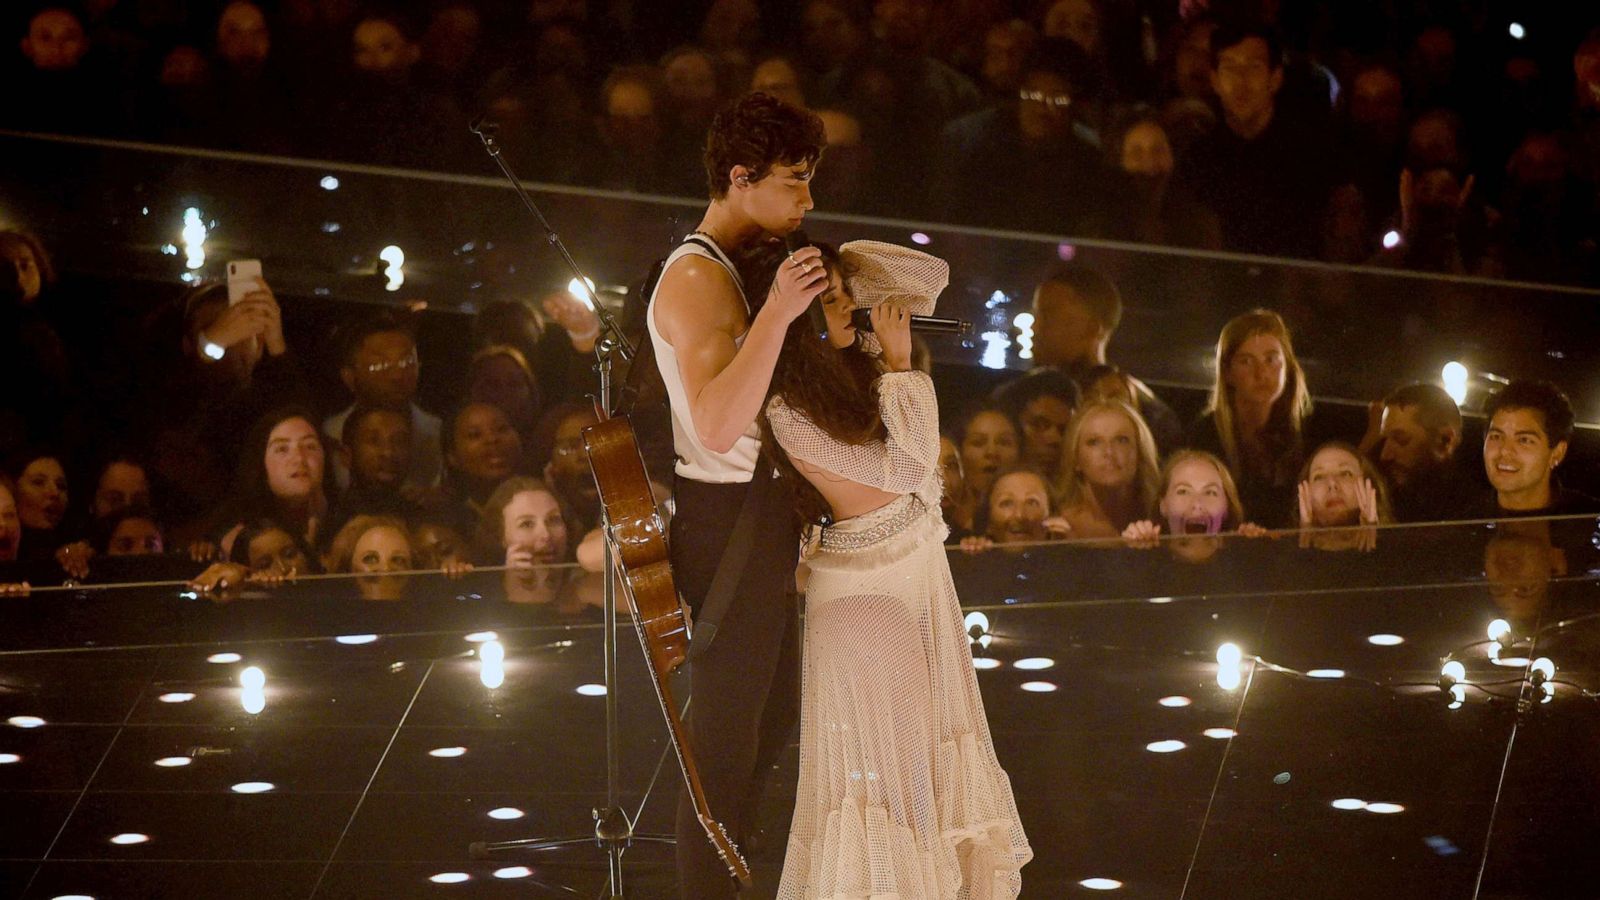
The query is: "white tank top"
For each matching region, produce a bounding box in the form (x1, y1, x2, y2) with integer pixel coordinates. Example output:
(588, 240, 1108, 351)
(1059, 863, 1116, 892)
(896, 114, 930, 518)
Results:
(646, 235, 762, 483)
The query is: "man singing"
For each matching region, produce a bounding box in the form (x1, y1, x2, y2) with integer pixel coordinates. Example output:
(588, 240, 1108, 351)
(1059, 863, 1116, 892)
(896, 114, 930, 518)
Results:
(645, 91, 828, 898)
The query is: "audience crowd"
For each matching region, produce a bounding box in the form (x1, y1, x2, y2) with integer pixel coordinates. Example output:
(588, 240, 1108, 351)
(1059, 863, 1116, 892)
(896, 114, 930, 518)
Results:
(4, 0, 1599, 281)
(3, 0, 1599, 599)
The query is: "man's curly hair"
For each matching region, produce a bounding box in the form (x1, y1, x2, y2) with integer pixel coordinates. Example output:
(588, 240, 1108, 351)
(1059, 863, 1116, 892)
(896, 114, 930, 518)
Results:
(703, 92, 826, 198)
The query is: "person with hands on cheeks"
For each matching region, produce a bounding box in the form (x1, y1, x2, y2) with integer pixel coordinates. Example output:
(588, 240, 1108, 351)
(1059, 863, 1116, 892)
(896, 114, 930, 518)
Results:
(1296, 442, 1391, 552)
(959, 466, 1071, 553)
(478, 477, 574, 605)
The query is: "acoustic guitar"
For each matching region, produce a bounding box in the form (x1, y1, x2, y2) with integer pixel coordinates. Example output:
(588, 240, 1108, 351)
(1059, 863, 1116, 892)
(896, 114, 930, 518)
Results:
(581, 415, 752, 889)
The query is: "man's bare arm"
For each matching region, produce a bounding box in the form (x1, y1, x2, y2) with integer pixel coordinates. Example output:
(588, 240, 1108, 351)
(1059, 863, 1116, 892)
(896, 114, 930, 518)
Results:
(654, 249, 824, 453)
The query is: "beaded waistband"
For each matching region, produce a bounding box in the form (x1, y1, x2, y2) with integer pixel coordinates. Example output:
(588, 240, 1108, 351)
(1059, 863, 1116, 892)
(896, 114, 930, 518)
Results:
(817, 495, 929, 553)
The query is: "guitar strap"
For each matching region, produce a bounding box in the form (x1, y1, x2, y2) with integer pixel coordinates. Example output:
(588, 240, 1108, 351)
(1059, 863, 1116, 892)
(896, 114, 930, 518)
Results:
(613, 233, 720, 418)
(689, 454, 776, 660)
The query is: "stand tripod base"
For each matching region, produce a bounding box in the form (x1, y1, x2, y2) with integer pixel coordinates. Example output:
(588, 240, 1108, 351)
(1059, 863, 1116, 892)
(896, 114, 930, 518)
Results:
(468, 806, 675, 897)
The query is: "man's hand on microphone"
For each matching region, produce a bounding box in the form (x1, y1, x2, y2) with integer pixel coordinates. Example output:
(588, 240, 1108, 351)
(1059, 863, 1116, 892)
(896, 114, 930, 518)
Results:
(872, 300, 914, 372)
(766, 246, 828, 323)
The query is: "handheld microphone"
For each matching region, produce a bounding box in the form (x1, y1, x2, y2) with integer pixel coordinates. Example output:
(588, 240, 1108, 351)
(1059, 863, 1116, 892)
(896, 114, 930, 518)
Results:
(784, 229, 831, 339)
(849, 308, 971, 335)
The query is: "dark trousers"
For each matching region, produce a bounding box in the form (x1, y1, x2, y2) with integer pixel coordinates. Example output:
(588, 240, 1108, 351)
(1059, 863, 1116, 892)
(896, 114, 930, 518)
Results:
(669, 476, 802, 899)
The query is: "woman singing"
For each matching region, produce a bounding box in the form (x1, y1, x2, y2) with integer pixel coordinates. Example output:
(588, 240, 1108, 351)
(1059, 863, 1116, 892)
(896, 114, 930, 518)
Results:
(746, 239, 1031, 898)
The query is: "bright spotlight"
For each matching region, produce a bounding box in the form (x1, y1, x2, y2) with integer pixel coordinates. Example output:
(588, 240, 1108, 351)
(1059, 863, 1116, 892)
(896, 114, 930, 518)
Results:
(1442, 362, 1469, 406)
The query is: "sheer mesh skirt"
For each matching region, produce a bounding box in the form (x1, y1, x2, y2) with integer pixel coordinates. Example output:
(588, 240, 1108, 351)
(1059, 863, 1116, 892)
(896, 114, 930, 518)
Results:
(777, 496, 1031, 900)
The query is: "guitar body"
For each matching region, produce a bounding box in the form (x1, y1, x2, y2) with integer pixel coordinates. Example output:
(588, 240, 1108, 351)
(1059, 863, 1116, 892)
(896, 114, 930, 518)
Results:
(581, 415, 752, 890)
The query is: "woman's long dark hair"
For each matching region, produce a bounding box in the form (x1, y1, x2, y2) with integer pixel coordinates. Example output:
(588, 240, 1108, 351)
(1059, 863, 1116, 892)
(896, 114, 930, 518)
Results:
(738, 239, 886, 524)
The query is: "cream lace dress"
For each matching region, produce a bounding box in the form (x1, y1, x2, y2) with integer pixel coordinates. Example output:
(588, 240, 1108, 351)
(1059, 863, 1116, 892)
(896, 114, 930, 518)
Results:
(767, 369, 1031, 900)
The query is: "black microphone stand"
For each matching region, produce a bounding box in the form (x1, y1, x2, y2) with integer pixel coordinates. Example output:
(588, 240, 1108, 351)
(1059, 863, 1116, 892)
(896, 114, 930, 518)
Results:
(463, 117, 672, 899)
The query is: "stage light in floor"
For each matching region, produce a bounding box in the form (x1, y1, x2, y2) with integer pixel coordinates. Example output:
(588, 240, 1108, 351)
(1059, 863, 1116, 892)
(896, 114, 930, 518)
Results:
(1307, 669, 1346, 679)
(1541, 681, 1555, 703)
(429, 747, 467, 758)
(429, 872, 470, 884)
(1443, 362, 1469, 406)
(964, 612, 991, 649)
(1530, 657, 1555, 685)
(1367, 634, 1404, 646)
(1382, 229, 1402, 249)
(0, 753, 21, 764)
(232, 782, 274, 794)
(1145, 740, 1186, 753)
(1440, 660, 1466, 687)
(1079, 878, 1123, 890)
(1159, 696, 1192, 708)
(488, 807, 526, 820)
(1019, 681, 1057, 693)
(465, 631, 498, 643)
(1013, 657, 1054, 670)
(910, 232, 931, 245)
(240, 667, 265, 690)
(1147, 596, 1174, 604)
(207, 652, 242, 664)
(154, 757, 191, 768)
(1509, 22, 1525, 39)
(335, 634, 379, 645)
(1447, 684, 1467, 709)
(158, 692, 195, 703)
(1330, 798, 1366, 811)
(1487, 618, 1512, 644)
(575, 684, 607, 696)
(8, 716, 45, 729)
(972, 657, 1002, 670)
(320, 175, 340, 191)
(109, 833, 150, 845)
(1202, 728, 1236, 739)
(494, 866, 533, 879)
(50, 895, 95, 899)
(1364, 802, 1405, 814)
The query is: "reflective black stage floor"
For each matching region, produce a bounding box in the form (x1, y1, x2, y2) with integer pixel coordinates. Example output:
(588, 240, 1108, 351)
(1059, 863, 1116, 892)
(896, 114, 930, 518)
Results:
(2, 522, 1597, 899)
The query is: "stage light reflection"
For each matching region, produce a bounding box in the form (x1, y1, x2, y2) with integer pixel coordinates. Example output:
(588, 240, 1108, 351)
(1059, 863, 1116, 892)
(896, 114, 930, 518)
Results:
(1365, 802, 1405, 814)
(1367, 634, 1404, 646)
(158, 692, 196, 703)
(8, 716, 45, 729)
(429, 747, 467, 758)
(1331, 798, 1366, 811)
(240, 666, 266, 690)
(1216, 642, 1242, 690)
(154, 757, 191, 768)
(1441, 660, 1466, 685)
(1509, 22, 1526, 39)
(1382, 229, 1402, 249)
(181, 207, 206, 269)
(1307, 669, 1345, 679)
(51, 895, 95, 899)
(972, 658, 1002, 670)
(1079, 878, 1123, 890)
(576, 684, 608, 696)
(0, 753, 21, 764)
(1145, 740, 1186, 753)
(429, 872, 470, 884)
(465, 631, 498, 643)
(479, 640, 507, 689)
(1158, 696, 1192, 708)
(910, 232, 931, 245)
(109, 833, 150, 845)
(1202, 728, 1236, 739)
(335, 634, 379, 645)
(494, 866, 533, 879)
(207, 652, 242, 664)
(231, 782, 275, 793)
(1013, 657, 1054, 670)
(320, 175, 340, 190)
(1019, 681, 1058, 693)
(1531, 657, 1555, 684)
(488, 807, 526, 820)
